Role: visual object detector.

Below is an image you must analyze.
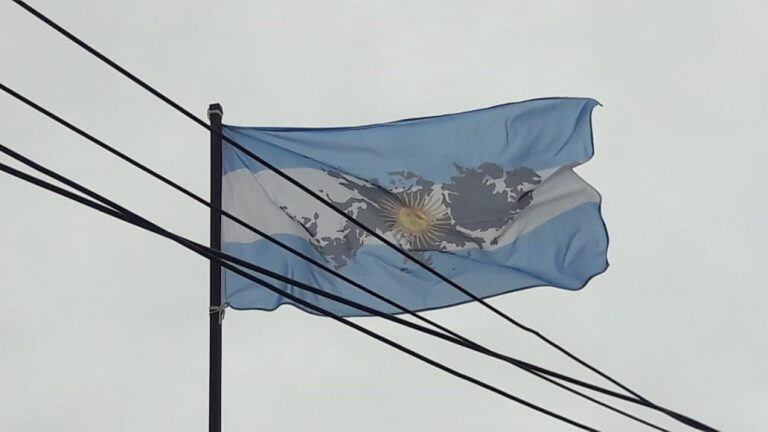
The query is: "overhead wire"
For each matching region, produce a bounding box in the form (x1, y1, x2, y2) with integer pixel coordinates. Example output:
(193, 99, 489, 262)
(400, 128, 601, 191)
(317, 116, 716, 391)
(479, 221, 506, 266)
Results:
(0, 154, 602, 432)
(0, 124, 673, 430)
(0, 82, 710, 430)
(8, 0, 675, 411)
(4, 2, 719, 429)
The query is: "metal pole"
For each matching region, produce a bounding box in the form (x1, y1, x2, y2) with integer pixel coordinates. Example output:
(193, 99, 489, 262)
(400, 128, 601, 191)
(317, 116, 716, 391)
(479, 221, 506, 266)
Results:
(208, 103, 223, 432)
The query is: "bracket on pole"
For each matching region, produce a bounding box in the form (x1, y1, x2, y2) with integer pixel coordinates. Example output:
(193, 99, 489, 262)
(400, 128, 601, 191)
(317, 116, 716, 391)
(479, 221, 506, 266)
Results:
(209, 303, 229, 324)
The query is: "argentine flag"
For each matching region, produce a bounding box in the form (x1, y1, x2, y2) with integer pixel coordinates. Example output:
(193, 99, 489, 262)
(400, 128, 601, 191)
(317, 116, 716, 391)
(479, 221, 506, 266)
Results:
(221, 98, 607, 316)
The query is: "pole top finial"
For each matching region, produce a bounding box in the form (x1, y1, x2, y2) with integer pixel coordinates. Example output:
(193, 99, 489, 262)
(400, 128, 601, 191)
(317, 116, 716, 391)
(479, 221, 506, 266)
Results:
(207, 103, 223, 120)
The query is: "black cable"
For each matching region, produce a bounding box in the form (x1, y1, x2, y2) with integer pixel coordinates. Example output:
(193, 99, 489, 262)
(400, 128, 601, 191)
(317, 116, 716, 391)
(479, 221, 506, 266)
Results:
(4, 4, 720, 430)
(0, 159, 602, 432)
(6, 0, 660, 408)
(0, 141, 710, 431)
(0, 86, 696, 430)
(0, 82, 462, 340)
(0, 82, 676, 428)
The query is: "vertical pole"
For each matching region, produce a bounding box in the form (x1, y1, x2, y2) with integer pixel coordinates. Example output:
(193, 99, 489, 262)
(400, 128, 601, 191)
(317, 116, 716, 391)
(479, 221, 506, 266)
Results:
(208, 103, 224, 432)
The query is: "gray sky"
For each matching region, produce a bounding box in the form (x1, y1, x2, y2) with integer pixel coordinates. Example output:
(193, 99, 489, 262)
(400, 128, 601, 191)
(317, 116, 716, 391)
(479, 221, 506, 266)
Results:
(1, 1, 766, 430)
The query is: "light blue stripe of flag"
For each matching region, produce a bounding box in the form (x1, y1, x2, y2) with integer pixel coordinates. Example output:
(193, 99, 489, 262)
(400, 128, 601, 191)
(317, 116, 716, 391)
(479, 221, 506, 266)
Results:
(222, 97, 599, 183)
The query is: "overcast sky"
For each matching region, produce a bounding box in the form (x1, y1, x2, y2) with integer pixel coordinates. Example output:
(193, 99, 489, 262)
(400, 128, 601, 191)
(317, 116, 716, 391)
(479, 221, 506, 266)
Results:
(1, 1, 767, 431)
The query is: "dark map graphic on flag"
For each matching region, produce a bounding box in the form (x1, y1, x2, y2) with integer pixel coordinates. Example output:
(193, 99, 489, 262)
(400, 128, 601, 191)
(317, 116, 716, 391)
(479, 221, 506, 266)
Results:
(285, 163, 542, 269)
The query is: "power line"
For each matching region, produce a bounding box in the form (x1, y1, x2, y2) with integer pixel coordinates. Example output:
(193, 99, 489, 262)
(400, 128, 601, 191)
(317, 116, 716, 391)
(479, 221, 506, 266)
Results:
(0, 82, 466, 341)
(0, 82, 674, 424)
(5, 3, 720, 429)
(0, 138, 713, 431)
(0, 124, 673, 431)
(0, 82, 698, 430)
(0, 157, 601, 432)
(8, 0, 671, 413)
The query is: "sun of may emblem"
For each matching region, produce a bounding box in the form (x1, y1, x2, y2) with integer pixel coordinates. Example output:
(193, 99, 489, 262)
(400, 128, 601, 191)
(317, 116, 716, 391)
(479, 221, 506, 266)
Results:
(379, 192, 451, 249)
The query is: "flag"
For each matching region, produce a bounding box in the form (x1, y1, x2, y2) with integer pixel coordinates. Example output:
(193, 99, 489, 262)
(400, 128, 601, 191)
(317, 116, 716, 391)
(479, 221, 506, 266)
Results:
(221, 97, 607, 316)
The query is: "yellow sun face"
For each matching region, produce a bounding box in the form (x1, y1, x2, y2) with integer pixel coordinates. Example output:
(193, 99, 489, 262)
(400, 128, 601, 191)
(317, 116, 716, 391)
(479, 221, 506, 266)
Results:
(380, 192, 450, 249)
(398, 207, 430, 233)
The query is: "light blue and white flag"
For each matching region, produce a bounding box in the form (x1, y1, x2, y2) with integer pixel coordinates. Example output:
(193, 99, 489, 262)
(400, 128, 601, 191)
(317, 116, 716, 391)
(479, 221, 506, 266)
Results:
(221, 97, 607, 316)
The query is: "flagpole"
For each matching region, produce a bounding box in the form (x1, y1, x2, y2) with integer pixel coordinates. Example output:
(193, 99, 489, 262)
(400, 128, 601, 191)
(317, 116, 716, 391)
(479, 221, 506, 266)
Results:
(207, 103, 224, 432)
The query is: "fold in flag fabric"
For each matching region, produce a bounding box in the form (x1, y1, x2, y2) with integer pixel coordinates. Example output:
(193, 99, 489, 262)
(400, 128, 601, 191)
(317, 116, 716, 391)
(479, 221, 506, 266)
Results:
(221, 97, 608, 316)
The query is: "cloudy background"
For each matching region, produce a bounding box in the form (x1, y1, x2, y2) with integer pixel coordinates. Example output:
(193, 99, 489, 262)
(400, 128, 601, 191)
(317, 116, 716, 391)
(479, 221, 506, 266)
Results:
(1, 1, 766, 430)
